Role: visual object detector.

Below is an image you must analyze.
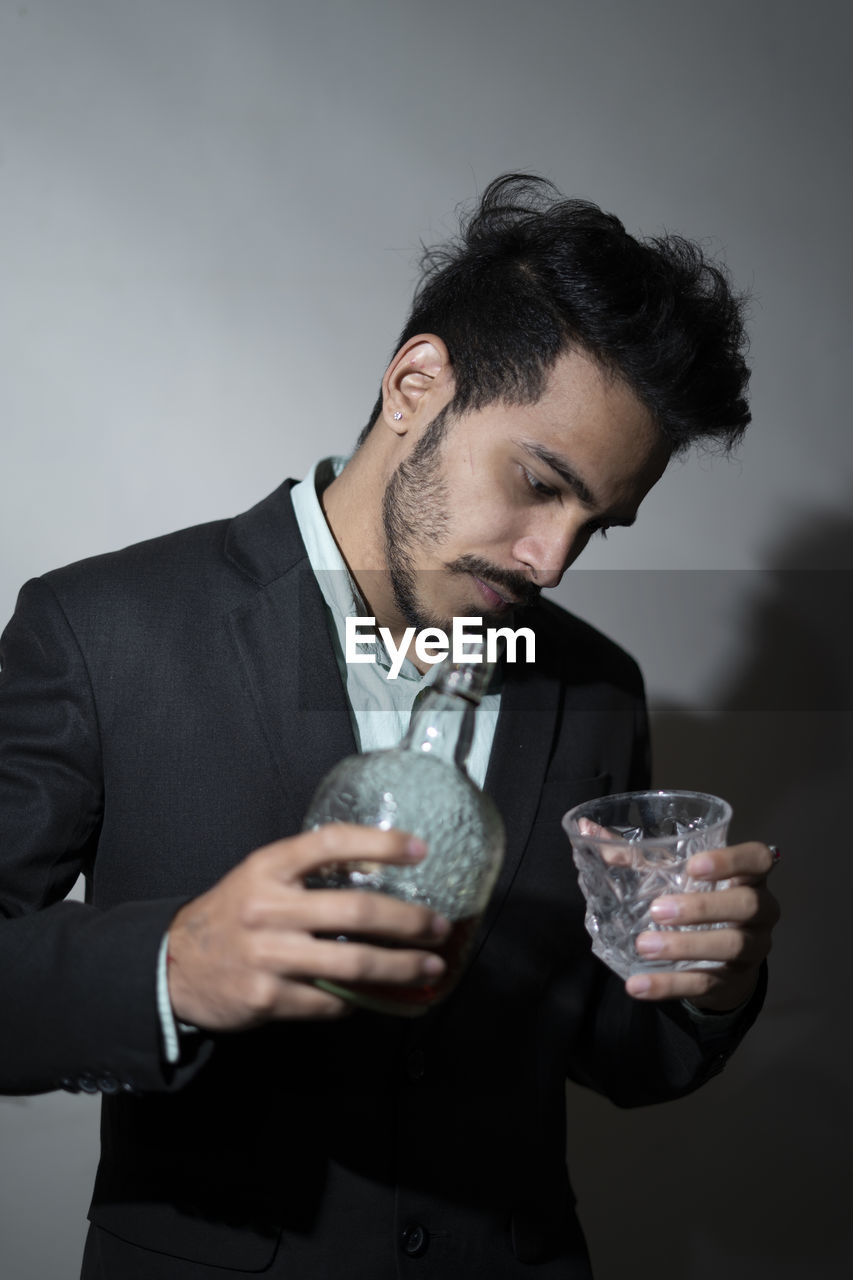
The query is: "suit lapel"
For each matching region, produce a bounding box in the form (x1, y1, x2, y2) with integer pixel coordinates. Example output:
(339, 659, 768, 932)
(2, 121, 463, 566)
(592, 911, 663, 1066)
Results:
(478, 644, 560, 939)
(224, 482, 357, 833)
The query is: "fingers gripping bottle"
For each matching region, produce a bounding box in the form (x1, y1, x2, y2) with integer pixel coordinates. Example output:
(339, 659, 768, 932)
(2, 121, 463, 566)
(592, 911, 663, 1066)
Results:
(302, 658, 505, 1016)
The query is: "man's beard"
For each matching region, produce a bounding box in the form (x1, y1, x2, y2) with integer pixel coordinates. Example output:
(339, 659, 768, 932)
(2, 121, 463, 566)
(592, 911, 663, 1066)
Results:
(381, 411, 540, 632)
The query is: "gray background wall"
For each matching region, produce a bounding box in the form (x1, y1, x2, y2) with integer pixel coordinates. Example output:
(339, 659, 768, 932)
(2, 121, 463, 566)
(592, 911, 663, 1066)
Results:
(0, 1, 850, 1276)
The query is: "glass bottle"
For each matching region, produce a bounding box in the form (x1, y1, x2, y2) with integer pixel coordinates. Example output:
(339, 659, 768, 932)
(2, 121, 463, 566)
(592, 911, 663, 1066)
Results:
(302, 658, 505, 1016)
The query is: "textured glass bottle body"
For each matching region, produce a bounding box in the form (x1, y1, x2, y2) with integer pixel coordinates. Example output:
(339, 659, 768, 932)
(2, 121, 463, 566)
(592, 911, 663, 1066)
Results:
(302, 665, 505, 1016)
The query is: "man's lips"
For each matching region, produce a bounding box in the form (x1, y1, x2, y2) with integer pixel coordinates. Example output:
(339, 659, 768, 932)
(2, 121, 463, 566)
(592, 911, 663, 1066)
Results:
(472, 575, 517, 611)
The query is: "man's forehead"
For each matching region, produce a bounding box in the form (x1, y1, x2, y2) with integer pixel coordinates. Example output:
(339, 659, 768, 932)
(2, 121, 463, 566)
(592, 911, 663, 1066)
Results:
(536, 349, 648, 418)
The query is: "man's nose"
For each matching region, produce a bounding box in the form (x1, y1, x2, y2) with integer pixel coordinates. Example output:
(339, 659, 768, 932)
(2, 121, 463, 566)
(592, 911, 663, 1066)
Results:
(512, 519, 590, 589)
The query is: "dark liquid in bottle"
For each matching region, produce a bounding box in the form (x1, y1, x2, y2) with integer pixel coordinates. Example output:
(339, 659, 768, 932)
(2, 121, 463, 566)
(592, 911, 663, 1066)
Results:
(318, 914, 481, 1018)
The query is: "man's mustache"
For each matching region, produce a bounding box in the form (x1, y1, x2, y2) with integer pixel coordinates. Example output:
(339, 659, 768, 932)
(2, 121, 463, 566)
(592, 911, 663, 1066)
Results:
(447, 555, 541, 608)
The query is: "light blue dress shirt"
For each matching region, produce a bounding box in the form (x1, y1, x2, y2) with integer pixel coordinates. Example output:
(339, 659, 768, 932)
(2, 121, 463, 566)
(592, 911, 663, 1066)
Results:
(289, 457, 501, 783)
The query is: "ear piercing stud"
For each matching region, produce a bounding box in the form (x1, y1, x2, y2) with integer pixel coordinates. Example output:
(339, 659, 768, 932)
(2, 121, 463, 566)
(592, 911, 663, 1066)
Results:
(393, 411, 403, 421)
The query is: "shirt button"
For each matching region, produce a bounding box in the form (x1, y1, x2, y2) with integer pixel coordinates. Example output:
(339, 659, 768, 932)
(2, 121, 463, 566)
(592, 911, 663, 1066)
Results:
(400, 1223, 429, 1257)
(406, 1048, 425, 1083)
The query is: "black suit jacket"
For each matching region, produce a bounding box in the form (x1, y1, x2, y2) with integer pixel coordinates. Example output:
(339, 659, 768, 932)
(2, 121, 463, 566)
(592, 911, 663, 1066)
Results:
(0, 481, 764, 1277)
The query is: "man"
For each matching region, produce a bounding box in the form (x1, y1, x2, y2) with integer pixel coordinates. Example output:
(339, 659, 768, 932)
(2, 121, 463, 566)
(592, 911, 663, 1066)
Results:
(0, 174, 779, 1278)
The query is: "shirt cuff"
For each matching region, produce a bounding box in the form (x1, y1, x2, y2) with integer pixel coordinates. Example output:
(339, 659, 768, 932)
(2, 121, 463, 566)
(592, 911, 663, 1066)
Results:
(680, 997, 749, 1031)
(156, 932, 199, 1064)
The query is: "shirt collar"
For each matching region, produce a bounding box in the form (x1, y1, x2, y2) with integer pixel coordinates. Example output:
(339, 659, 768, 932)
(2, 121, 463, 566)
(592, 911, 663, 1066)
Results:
(290, 457, 439, 687)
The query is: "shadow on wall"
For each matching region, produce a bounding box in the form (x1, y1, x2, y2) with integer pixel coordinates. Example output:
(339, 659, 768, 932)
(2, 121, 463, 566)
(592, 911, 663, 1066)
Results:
(567, 511, 853, 1280)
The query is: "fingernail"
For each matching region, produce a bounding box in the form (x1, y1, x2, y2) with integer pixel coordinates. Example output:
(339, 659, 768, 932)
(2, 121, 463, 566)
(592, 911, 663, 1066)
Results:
(431, 914, 450, 937)
(690, 854, 714, 878)
(650, 899, 679, 921)
(636, 933, 665, 956)
(422, 955, 445, 975)
(406, 838, 428, 859)
(627, 975, 651, 997)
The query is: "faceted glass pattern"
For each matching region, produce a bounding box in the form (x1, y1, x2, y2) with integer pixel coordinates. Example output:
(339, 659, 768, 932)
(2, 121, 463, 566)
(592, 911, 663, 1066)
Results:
(562, 790, 732, 979)
(304, 747, 504, 921)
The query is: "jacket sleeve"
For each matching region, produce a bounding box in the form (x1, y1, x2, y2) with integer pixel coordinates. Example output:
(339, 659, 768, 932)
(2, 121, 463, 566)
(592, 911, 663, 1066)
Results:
(0, 578, 210, 1096)
(565, 668, 767, 1105)
(565, 957, 766, 1107)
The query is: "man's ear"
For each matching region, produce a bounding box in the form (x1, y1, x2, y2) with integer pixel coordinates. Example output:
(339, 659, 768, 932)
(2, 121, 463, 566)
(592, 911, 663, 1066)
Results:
(380, 335, 453, 434)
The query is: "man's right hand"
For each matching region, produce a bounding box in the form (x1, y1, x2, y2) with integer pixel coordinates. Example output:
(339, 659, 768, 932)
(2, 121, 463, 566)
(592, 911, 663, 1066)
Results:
(166, 825, 449, 1029)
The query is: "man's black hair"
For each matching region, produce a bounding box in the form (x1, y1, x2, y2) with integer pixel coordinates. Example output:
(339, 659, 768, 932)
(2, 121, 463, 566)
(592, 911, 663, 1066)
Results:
(359, 173, 750, 454)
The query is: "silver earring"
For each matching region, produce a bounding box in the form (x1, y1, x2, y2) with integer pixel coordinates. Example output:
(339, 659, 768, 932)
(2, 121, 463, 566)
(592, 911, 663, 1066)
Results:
(393, 411, 403, 421)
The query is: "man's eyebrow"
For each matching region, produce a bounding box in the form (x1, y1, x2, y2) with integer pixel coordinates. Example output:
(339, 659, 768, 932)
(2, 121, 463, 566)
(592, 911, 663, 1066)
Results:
(520, 441, 637, 526)
(522, 442, 597, 504)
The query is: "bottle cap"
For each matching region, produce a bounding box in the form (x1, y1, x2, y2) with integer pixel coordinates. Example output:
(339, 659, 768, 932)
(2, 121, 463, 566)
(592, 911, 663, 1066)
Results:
(438, 657, 497, 704)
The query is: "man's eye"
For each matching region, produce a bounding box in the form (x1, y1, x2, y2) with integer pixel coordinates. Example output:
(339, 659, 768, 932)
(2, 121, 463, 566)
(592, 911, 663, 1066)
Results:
(521, 468, 558, 498)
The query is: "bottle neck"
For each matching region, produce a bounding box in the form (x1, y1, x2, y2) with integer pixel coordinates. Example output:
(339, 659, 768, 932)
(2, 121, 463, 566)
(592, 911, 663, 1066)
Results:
(401, 659, 496, 772)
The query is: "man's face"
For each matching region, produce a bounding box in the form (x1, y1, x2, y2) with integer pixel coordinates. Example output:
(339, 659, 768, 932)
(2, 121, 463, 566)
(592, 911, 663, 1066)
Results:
(381, 347, 669, 632)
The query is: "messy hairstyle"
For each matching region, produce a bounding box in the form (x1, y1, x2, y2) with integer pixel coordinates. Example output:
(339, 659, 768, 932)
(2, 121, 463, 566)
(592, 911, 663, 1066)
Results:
(359, 173, 750, 454)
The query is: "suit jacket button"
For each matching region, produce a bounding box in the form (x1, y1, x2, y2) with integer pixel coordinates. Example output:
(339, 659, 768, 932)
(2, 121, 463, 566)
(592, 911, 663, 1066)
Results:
(60, 1078, 78, 1093)
(77, 1074, 99, 1093)
(400, 1223, 429, 1257)
(406, 1048, 425, 1083)
(97, 1074, 120, 1094)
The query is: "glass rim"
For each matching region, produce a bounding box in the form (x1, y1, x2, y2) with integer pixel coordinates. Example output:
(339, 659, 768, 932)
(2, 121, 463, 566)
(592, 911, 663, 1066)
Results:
(562, 788, 732, 845)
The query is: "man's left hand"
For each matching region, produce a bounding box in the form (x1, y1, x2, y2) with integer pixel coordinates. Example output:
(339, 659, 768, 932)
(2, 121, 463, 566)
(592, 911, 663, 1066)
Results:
(625, 841, 781, 1012)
